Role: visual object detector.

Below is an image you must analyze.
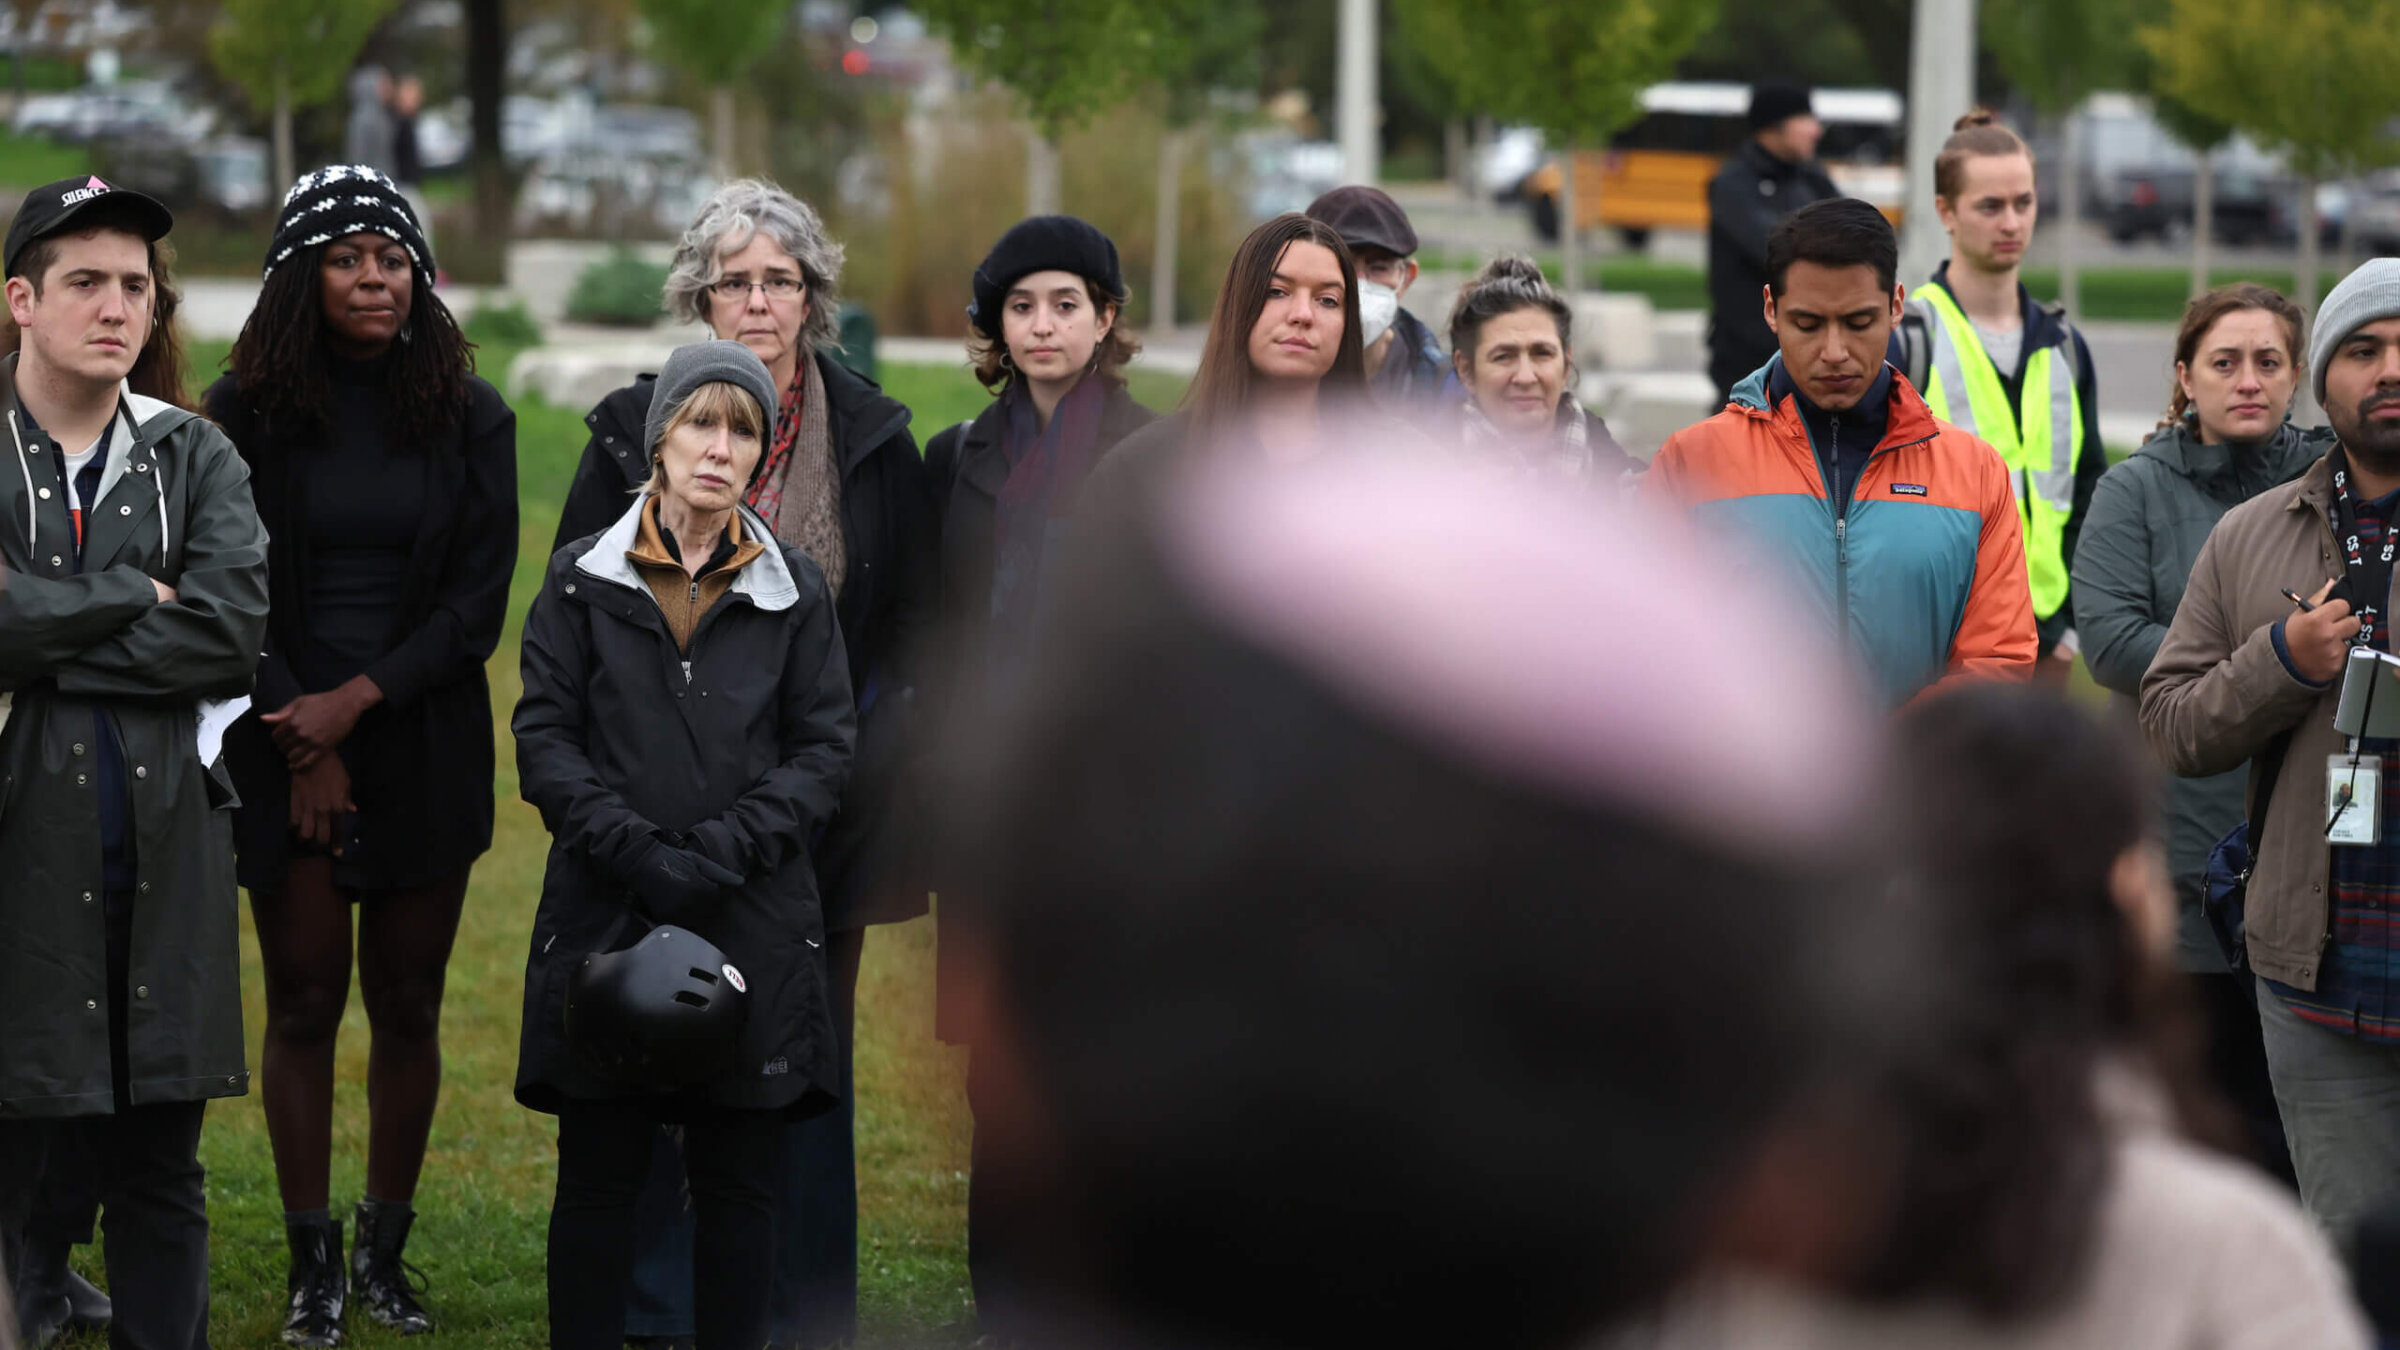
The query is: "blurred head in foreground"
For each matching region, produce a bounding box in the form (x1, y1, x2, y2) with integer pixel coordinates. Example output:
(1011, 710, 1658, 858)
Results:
(943, 452, 1903, 1350)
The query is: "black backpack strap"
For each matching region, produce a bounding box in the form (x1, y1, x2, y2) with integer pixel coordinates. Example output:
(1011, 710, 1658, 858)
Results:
(2043, 301, 2083, 390)
(2247, 730, 2297, 864)
(1897, 303, 1932, 392)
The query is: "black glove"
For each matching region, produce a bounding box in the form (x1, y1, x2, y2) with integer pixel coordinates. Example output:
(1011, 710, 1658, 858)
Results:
(683, 818, 748, 877)
(620, 833, 743, 924)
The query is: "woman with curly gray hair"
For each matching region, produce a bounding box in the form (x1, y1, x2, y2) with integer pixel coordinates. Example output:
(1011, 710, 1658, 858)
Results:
(553, 177, 938, 1349)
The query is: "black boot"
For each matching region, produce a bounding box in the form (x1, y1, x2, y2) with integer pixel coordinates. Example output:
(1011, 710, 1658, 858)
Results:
(12, 1237, 70, 1348)
(351, 1200, 433, 1335)
(282, 1216, 347, 1347)
(60, 1267, 111, 1334)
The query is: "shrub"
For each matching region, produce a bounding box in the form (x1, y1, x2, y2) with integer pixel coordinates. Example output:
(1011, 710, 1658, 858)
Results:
(565, 250, 669, 327)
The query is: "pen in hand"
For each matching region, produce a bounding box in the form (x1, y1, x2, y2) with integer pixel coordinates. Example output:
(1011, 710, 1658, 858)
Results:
(2284, 587, 2318, 613)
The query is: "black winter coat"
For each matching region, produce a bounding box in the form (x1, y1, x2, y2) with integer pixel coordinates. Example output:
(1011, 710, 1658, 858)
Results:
(922, 383, 1157, 1044)
(512, 500, 855, 1116)
(1707, 139, 1841, 394)
(202, 373, 518, 891)
(553, 351, 935, 931)
(0, 377, 270, 1116)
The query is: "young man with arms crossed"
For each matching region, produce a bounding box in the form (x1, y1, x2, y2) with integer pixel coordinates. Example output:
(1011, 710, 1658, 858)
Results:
(0, 177, 269, 1348)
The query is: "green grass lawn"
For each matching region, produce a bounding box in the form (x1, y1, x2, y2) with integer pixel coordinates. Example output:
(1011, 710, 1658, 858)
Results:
(0, 129, 87, 191)
(106, 356, 1193, 1346)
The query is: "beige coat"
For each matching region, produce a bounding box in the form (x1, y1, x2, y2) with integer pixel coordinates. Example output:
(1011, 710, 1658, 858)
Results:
(1625, 1070, 2369, 1350)
(2140, 453, 2359, 991)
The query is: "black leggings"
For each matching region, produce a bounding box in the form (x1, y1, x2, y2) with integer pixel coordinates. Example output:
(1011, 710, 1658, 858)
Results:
(548, 1100, 780, 1350)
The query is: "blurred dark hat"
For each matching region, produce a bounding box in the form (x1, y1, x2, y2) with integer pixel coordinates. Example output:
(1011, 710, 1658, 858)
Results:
(970, 215, 1125, 339)
(1305, 185, 1417, 258)
(1749, 80, 1815, 131)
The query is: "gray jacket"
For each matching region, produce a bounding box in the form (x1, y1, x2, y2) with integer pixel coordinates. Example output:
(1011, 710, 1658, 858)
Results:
(2073, 419, 2328, 968)
(0, 373, 270, 1117)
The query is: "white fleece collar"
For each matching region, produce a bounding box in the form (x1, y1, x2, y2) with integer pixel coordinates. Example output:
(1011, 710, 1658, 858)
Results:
(572, 495, 801, 612)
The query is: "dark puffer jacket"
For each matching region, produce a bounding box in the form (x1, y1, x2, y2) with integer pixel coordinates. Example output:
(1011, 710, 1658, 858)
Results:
(513, 499, 854, 1116)
(2073, 418, 2329, 971)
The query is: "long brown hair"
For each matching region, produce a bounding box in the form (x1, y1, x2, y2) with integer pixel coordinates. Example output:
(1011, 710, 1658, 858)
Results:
(0, 235, 192, 411)
(1181, 214, 1366, 438)
(1934, 108, 2033, 202)
(2165, 282, 2305, 428)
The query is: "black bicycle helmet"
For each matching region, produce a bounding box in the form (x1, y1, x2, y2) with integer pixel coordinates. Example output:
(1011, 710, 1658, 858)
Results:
(565, 925, 749, 1087)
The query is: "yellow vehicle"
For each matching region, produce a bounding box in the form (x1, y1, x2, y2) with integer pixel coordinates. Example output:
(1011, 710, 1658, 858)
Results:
(1523, 83, 1907, 246)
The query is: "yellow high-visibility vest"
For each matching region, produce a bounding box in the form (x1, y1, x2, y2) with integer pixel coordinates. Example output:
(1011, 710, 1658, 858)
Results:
(1913, 283, 2081, 623)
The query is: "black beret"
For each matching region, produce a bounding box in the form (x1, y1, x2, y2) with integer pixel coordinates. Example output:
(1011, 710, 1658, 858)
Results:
(969, 215, 1125, 339)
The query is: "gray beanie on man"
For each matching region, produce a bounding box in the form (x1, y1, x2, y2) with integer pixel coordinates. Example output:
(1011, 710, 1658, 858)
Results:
(2311, 258, 2400, 403)
(645, 339, 781, 471)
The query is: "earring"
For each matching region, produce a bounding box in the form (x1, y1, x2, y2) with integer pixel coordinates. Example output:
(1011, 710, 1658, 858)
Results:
(999, 348, 1015, 371)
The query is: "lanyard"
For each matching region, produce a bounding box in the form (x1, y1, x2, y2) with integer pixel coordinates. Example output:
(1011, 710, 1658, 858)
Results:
(2330, 444, 2397, 650)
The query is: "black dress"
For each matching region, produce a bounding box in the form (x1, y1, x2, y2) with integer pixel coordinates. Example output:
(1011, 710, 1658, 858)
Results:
(205, 357, 519, 894)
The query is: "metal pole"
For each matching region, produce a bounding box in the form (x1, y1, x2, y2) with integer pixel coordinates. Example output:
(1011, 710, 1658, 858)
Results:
(1338, 0, 1379, 185)
(1899, 0, 1978, 291)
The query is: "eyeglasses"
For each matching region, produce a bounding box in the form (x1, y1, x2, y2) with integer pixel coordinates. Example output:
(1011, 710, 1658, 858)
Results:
(711, 275, 805, 301)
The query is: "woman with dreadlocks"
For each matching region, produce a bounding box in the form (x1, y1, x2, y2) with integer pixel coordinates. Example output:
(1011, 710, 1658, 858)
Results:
(203, 164, 518, 1346)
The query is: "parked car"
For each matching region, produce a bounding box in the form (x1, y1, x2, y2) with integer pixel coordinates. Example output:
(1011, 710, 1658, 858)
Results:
(2102, 167, 2284, 246)
(14, 79, 210, 145)
(94, 134, 268, 215)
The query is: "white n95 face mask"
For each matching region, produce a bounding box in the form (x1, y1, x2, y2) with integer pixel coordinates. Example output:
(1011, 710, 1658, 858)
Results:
(1358, 280, 1399, 347)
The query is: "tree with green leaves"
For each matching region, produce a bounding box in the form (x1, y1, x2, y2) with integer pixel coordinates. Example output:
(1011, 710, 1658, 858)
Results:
(918, 0, 1154, 215)
(1396, 0, 1719, 295)
(634, 0, 787, 176)
(207, 0, 398, 194)
(2150, 92, 2236, 300)
(1137, 0, 1264, 328)
(2144, 0, 2400, 313)
(1981, 0, 2146, 320)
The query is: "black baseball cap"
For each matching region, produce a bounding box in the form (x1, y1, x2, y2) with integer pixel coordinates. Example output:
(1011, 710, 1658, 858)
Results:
(1305, 185, 1418, 259)
(5, 175, 173, 279)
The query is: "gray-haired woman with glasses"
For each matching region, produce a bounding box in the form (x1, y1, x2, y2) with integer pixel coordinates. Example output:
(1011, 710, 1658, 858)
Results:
(553, 176, 939, 1348)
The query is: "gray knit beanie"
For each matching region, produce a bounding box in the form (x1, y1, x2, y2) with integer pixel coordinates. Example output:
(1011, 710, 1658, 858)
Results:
(645, 339, 781, 475)
(2310, 258, 2400, 403)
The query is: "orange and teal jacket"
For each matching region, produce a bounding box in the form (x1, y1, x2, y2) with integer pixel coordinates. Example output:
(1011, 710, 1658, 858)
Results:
(1646, 356, 2038, 706)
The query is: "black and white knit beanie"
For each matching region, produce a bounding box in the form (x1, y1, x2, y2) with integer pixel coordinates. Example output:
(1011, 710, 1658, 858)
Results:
(264, 164, 433, 281)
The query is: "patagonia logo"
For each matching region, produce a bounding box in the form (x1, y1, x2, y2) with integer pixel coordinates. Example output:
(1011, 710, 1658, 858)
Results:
(1890, 483, 1929, 496)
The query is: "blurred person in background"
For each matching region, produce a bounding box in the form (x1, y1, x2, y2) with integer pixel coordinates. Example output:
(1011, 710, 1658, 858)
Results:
(1444, 253, 1633, 488)
(512, 341, 853, 1350)
(940, 443, 1906, 1350)
(204, 164, 516, 1345)
(923, 212, 1158, 1336)
(1894, 111, 2109, 687)
(343, 67, 396, 180)
(2143, 258, 2400, 1255)
(389, 75, 431, 250)
(1304, 186, 1448, 412)
(1707, 79, 1839, 403)
(2071, 283, 2324, 1187)
(553, 179, 935, 1349)
(1648, 198, 2037, 705)
(1105, 213, 1367, 473)
(0, 175, 269, 1350)
(1630, 685, 2368, 1350)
